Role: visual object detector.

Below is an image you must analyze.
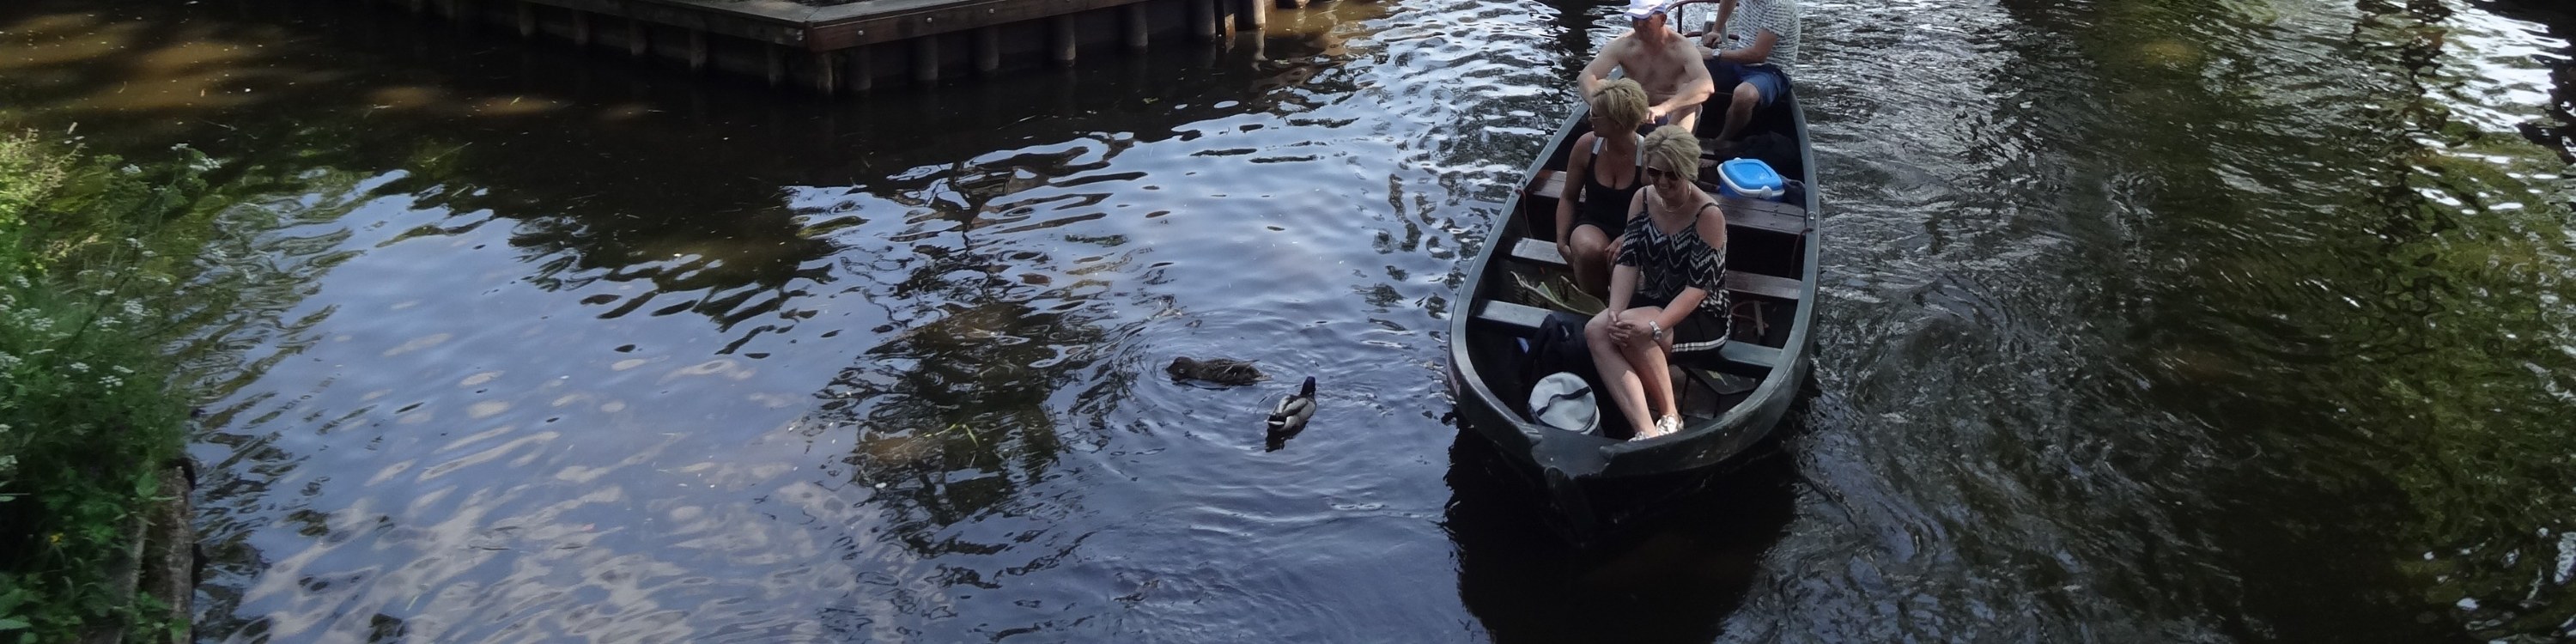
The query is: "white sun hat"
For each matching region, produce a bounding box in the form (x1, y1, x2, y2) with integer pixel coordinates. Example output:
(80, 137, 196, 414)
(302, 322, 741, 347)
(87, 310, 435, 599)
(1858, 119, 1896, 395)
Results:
(1621, 0, 1671, 22)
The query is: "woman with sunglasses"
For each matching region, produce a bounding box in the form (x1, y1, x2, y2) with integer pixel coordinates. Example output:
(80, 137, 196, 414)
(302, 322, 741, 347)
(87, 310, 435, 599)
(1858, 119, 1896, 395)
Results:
(1553, 78, 1654, 295)
(1585, 125, 1731, 440)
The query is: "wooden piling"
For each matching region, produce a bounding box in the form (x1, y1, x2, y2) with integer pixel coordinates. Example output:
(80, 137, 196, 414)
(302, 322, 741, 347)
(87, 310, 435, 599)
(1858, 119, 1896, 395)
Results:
(914, 36, 940, 83)
(627, 18, 648, 58)
(811, 52, 838, 94)
(1123, 4, 1149, 51)
(765, 45, 787, 86)
(571, 12, 592, 48)
(848, 46, 874, 93)
(974, 27, 1000, 75)
(1191, 0, 1216, 41)
(1238, 0, 1265, 28)
(1050, 15, 1078, 66)
(515, 2, 535, 39)
(686, 30, 708, 73)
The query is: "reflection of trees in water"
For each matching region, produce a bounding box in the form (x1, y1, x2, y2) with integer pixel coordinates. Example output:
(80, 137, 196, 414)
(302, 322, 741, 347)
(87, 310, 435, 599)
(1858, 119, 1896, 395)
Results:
(796, 151, 1139, 556)
(1979, 0, 2576, 639)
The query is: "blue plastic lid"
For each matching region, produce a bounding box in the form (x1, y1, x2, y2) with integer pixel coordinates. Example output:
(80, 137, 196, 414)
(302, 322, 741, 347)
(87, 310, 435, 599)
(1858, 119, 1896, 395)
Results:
(1717, 158, 1785, 196)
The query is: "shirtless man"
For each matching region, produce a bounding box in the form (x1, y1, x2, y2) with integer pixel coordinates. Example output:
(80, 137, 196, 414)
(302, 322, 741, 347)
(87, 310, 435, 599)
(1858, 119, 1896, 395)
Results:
(1580, 0, 1716, 134)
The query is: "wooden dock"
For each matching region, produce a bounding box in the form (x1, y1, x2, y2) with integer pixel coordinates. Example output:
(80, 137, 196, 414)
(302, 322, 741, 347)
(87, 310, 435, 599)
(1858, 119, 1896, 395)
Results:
(368, 0, 1287, 93)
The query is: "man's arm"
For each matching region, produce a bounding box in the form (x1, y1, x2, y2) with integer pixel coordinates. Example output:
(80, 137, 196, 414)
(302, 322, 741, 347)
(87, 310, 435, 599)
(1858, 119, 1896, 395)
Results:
(1580, 36, 1625, 97)
(1699, 0, 1738, 48)
(1714, 29, 1777, 64)
(1650, 46, 1716, 121)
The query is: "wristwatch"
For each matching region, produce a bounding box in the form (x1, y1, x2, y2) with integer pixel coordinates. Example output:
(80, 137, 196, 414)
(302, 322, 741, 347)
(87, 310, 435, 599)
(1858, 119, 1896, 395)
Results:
(1648, 320, 1665, 341)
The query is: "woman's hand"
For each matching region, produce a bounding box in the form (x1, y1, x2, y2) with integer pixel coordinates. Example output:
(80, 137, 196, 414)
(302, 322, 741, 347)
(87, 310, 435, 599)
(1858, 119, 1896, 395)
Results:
(1606, 318, 1640, 345)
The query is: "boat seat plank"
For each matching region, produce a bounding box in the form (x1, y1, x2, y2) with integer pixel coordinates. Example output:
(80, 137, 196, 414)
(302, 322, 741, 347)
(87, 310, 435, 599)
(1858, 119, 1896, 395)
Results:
(1523, 170, 1807, 236)
(1470, 300, 1779, 373)
(1505, 239, 1802, 301)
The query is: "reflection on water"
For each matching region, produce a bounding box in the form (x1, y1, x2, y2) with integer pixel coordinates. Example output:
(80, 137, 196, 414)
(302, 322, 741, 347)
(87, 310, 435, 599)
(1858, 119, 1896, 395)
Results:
(1447, 432, 1796, 644)
(6, 0, 2576, 640)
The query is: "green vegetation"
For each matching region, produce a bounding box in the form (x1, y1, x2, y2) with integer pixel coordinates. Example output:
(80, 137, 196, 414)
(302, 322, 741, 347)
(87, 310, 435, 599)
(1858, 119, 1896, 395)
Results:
(0, 130, 216, 642)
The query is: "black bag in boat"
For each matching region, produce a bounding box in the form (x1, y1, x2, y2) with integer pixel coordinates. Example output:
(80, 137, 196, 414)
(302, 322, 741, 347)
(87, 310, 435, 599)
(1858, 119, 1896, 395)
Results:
(1520, 311, 1599, 416)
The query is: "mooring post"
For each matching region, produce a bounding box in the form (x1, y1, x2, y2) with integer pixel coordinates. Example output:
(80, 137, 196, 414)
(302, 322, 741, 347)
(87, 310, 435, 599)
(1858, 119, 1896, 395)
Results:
(1123, 4, 1149, 52)
(687, 30, 708, 73)
(571, 11, 592, 48)
(516, 2, 536, 39)
(848, 46, 874, 93)
(914, 36, 941, 83)
(764, 45, 787, 86)
(811, 52, 838, 94)
(1191, 0, 1217, 41)
(974, 27, 1000, 75)
(1237, 0, 1265, 29)
(627, 18, 648, 58)
(1051, 15, 1078, 66)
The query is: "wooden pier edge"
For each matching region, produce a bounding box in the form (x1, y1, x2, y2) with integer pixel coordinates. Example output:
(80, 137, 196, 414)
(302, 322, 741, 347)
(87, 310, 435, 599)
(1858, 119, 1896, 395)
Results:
(345, 0, 1275, 94)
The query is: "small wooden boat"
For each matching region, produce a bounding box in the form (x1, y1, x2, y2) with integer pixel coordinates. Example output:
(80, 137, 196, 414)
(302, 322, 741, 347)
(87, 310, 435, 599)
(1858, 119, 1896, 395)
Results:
(1444, 28, 1820, 539)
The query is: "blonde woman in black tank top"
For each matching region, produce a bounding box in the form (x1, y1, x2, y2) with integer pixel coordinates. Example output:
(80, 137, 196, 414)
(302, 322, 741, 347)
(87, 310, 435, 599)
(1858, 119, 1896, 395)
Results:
(1552, 79, 1653, 296)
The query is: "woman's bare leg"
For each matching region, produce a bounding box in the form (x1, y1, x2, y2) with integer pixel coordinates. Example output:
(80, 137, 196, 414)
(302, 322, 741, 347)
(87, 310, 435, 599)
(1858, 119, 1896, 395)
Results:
(1585, 309, 1657, 438)
(1616, 307, 1678, 432)
(1567, 225, 1615, 297)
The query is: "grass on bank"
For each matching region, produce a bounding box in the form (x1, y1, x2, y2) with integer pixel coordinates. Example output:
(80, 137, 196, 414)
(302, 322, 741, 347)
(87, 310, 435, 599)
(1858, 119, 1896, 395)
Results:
(0, 129, 214, 642)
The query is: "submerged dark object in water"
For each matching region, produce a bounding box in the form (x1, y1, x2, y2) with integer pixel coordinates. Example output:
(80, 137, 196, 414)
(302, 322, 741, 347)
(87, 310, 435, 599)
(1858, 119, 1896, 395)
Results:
(1265, 377, 1318, 451)
(1168, 356, 1267, 386)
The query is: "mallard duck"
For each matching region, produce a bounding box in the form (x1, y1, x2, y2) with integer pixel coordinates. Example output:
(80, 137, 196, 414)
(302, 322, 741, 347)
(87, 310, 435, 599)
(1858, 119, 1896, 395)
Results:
(1168, 356, 1267, 386)
(1265, 377, 1318, 450)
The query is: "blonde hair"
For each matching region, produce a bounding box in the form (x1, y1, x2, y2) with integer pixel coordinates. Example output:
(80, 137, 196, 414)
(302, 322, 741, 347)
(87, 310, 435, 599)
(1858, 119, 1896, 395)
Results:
(1587, 79, 1651, 133)
(1640, 125, 1699, 180)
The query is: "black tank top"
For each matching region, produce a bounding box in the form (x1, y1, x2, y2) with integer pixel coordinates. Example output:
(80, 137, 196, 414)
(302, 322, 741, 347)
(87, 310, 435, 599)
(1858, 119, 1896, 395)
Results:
(1581, 133, 1646, 229)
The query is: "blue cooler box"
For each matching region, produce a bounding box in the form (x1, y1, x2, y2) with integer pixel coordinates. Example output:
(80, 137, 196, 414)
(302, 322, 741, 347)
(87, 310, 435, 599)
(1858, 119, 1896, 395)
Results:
(1716, 158, 1786, 202)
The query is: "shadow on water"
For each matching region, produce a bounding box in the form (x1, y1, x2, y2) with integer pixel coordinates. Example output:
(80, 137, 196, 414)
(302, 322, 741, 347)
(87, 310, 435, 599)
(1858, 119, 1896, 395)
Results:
(1445, 417, 1802, 643)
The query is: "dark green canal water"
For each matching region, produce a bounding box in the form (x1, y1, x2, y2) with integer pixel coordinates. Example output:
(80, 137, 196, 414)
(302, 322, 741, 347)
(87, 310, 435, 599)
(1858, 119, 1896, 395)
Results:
(5, 0, 2573, 640)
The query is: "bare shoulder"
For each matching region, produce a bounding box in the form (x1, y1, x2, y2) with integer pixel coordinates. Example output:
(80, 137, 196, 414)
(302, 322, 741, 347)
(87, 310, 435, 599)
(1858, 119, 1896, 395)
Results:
(1695, 196, 1729, 246)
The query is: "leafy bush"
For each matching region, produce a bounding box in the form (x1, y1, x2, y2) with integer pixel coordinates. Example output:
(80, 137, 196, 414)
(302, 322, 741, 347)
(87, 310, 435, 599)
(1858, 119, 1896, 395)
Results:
(0, 130, 210, 642)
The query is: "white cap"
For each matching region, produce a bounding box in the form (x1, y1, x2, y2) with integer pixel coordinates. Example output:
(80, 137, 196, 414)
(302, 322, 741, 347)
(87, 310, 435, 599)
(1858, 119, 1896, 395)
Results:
(1621, 0, 1669, 21)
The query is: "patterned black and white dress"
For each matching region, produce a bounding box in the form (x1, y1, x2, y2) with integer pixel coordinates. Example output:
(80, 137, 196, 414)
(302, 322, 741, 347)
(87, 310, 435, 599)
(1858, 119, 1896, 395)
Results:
(1614, 201, 1731, 354)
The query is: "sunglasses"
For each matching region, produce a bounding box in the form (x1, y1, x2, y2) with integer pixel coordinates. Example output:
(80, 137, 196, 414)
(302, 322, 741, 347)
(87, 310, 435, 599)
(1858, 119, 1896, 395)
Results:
(1643, 166, 1678, 184)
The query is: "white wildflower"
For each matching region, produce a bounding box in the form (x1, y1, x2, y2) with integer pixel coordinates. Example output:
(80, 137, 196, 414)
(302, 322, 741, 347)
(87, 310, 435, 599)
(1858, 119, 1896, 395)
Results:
(111, 365, 134, 375)
(93, 289, 112, 297)
(99, 375, 123, 389)
(121, 301, 145, 318)
(119, 164, 142, 175)
(190, 156, 222, 173)
(0, 353, 17, 369)
(7, 275, 26, 289)
(66, 361, 88, 373)
(170, 143, 191, 151)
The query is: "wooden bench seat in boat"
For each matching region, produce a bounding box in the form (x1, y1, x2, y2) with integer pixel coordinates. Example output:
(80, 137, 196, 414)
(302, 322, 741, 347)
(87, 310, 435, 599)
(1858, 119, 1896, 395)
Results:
(1523, 170, 1808, 237)
(1504, 239, 1801, 302)
(1469, 300, 1783, 374)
